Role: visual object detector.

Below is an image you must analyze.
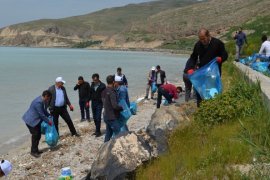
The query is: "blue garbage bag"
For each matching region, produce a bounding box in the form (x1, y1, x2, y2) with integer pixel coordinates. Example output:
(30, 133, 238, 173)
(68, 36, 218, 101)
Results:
(188, 58, 222, 100)
(119, 99, 132, 123)
(41, 121, 48, 135)
(45, 120, 59, 147)
(151, 82, 157, 93)
(130, 102, 137, 115)
(250, 62, 270, 73)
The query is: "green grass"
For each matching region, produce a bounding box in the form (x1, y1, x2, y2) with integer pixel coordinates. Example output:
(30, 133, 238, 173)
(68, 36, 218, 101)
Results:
(136, 15, 270, 179)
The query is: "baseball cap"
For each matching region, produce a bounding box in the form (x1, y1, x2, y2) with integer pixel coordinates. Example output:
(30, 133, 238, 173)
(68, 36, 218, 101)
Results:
(55, 77, 66, 84)
(114, 76, 123, 82)
(151, 66, 156, 71)
(0, 160, 12, 176)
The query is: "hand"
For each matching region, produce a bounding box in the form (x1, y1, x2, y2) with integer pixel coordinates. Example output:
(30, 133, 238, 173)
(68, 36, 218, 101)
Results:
(86, 102, 90, 108)
(48, 120, 53, 126)
(187, 69, 194, 75)
(216, 57, 222, 64)
(69, 105, 74, 111)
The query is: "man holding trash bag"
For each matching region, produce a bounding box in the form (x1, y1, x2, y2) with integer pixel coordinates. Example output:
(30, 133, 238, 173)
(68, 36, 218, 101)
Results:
(186, 28, 228, 106)
(145, 66, 157, 99)
(22, 90, 53, 158)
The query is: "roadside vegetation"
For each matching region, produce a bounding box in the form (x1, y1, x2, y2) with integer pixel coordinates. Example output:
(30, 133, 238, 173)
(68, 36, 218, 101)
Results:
(72, 40, 102, 48)
(136, 15, 270, 179)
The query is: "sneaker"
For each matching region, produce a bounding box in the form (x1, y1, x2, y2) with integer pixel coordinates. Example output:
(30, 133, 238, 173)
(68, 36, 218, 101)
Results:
(30, 152, 41, 158)
(72, 133, 81, 137)
(87, 118, 91, 122)
(95, 132, 102, 137)
(37, 150, 44, 154)
(144, 96, 148, 99)
(80, 119, 86, 122)
(92, 132, 97, 136)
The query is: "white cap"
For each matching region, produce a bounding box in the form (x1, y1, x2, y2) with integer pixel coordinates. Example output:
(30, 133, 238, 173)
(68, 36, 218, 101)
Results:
(55, 77, 66, 84)
(0, 160, 12, 176)
(114, 75, 123, 82)
(151, 66, 156, 71)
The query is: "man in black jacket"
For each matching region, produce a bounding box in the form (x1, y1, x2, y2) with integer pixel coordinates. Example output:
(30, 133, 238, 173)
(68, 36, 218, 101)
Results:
(186, 28, 228, 106)
(74, 76, 91, 122)
(48, 77, 79, 136)
(102, 75, 123, 142)
(155, 65, 166, 88)
(89, 73, 106, 137)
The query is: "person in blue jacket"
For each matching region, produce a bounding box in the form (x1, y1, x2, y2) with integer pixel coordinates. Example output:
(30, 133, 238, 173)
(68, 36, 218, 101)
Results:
(22, 90, 53, 158)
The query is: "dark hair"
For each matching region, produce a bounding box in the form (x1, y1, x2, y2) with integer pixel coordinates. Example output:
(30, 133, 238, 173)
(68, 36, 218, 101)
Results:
(42, 90, 52, 97)
(262, 35, 268, 42)
(106, 75, 114, 84)
(177, 86, 183, 92)
(92, 73, 99, 79)
(78, 76, 84, 80)
(156, 65, 161, 70)
(1, 160, 4, 163)
(117, 67, 122, 72)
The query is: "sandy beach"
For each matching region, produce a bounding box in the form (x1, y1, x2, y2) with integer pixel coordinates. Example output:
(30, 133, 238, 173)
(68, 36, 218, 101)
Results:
(0, 97, 158, 179)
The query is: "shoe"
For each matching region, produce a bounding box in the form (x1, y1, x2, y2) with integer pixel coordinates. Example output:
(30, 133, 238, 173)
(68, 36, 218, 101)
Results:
(87, 118, 91, 122)
(144, 96, 148, 99)
(235, 59, 239, 62)
(80, 119, 86, 122)
(95, 132, 102, 137)
(30, 152, 41, 158)
(37, 150, 43, 154)
(72, 133, 81, 137)
(92, 132, 97, 136)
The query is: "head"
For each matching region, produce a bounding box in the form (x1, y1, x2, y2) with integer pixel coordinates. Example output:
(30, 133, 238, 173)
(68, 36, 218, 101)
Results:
(198, 28, 211, 46)
(106, 75, 115, 87)
(114, 75, 123, 88)
(239, 27, 243, 33)
(117, 67, 122, 75)
(177, 86, 183, 94)
(151, 66, 156, 72)
(156, 65, 161, 71)
(78, 76, 84, 85)
(0, 160, 12, 177)
(262, 35, 268, 43)
(55, 77, 65, 88)
(92, 73, 100, 85)
(42, 90, 52, 103)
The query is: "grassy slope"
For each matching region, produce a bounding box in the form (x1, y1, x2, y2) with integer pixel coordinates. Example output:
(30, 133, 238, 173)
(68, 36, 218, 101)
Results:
(136, 15, 270, 179)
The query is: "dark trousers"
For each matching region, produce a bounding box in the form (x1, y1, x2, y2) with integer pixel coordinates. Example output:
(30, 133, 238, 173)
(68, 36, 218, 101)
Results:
(104, 118, 121, 142)
(195, 90, 202, 107)
(52, 107, 77, 135)
(92, 101, 103, 133)
(79, 99, 90, 120)
(26, 122, 41, 153)
(183, 73, 192, 102)
(157, 87, 173, 108)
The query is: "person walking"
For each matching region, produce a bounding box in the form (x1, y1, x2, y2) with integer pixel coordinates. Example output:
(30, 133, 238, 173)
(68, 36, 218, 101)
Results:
(0, 160, 12, 177)
(74, 76, 91, 122)
(102, 75, 123, 142)
(156, 83, 181, 108)
(186, 28, 228, 107)
(89, 73, 106, 137)
(155, 65, 166, 88)
(145, 66, 156, 99)
(234, 27, 248, 61)
(48, 77, 80, 137)
(22, 90, 53, 158)
(115, 67, 128, 87)
(259, 35, 270, 57)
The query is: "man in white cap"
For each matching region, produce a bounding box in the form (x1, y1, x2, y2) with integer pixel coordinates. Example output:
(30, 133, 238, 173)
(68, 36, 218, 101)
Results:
(48, 77, 80, 137)
(0, 160, 12, 177)
(145, 66, 156, 99)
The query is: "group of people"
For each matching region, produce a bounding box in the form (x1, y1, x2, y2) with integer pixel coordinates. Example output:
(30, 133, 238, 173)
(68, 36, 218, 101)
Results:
(22, 68, 130, 158)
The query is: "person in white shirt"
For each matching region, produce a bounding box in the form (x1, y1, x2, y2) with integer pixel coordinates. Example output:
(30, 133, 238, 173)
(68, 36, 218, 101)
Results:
(259, 35, 270, 57)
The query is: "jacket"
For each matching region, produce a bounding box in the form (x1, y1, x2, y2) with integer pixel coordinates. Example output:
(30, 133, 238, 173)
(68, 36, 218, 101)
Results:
(89, 81, 106, 102)
(101, 87, 123, 121)
(22, 96, 50, 127)
(155, 70, 166, 85)
(74, 81, 91, 101)
(48, 85, 71, 110)
(161, 84, 178, 100)
(117, 85, 130, 107)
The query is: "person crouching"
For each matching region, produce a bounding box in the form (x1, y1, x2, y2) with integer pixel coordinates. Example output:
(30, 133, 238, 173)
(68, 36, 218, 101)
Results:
(156, 84, 182, 109)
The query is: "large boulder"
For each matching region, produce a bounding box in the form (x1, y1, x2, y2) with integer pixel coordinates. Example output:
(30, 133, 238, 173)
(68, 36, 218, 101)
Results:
(146, 103, 196, 153)
(88, 132, 153, 180)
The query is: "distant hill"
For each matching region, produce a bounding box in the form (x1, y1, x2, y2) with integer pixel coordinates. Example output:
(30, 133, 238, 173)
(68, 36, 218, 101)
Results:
(0, 0, 269, 49)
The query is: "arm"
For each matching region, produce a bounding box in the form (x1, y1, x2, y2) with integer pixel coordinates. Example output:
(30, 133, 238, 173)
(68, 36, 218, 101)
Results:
(244, 34, 248, 44)
(63, 87, 71, 106)
(123, 75, 128, 86)
(34, 102, 50, 124)
(219, 42, 228, 63)
(259, 43, 265, 54)
(74, 84, 79, 91)
(109, 91, 123, 111)
(186, 44, 199, 72)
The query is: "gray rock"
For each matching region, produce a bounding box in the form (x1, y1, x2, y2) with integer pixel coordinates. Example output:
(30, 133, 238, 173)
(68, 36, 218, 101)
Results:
(89, 132, 152, 180)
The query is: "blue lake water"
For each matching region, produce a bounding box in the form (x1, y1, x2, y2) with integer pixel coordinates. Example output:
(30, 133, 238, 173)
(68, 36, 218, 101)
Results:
(0, 47, 188, 154)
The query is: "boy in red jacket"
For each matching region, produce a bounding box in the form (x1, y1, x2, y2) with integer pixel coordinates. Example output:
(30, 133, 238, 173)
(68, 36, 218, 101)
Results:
(157, 84, 182, 108)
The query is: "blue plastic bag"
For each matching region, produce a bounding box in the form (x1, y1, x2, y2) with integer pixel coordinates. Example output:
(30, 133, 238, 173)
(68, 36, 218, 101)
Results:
(188, 58, 222, 100)
(130, 102, 137, 115)
(250, 62, 270, 73)
(45, 121, 59, 147)
(41, 121, 48, 135)
(119, 99, 132, 122)
(151, 82, 157, 93)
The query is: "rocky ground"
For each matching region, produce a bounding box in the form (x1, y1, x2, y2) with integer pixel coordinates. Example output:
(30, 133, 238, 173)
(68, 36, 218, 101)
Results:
(0, 97, 158, 180)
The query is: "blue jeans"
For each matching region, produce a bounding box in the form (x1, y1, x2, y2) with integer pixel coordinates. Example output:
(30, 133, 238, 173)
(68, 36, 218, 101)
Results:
(92, 101, 103, 133)
(79, 100, 90, 120)
(104, 118, 121, 142)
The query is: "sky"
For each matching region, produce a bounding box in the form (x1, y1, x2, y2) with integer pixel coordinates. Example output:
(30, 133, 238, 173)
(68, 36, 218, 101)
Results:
(0, 0, 152, 28)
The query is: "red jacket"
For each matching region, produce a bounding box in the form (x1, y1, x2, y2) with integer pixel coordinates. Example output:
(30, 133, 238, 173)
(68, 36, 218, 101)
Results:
(161, 84, 178, 99)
